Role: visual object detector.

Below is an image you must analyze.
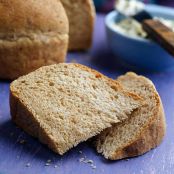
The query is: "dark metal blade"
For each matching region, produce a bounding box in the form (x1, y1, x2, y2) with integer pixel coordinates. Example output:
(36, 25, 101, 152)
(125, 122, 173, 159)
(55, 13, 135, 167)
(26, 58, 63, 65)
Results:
(133, 10, 153, 23)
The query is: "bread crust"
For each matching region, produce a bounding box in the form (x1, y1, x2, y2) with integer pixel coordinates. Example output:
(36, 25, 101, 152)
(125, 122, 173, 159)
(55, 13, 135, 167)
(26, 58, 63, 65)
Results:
(110, 102, 166, 160)
(60, 0, 95, 50)
(0, 0, 69, 80)
(95, 72, 166, 160)
(10, 91, 60, 154)
(0, 34, 68, 79)
(109, 73, 166, 160)
(0, 0, 68, 34)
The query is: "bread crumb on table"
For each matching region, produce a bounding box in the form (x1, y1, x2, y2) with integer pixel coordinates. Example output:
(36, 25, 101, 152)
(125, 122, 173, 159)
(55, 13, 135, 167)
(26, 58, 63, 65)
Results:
(79, 156, 97, 170)
(86, 160, 93, 164)
(54, 165, 58, 168)
(79, 158, 85, 162)
(91, 165, 96, 169)
(26, 163, 31, 167)
(47, 159, 52, 163)
(79, 150, 83, 154)
(19, 139, 27, 144)
(45, 163, 50, 166)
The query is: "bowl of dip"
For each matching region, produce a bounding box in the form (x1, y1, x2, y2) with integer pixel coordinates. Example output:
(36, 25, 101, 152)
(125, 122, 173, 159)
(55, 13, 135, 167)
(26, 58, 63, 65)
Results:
(105, 4, 174, 71)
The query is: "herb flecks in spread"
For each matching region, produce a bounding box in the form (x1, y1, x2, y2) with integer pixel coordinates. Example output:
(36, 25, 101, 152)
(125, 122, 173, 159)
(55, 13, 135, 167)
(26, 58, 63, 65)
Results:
(114, 0, 174, 39)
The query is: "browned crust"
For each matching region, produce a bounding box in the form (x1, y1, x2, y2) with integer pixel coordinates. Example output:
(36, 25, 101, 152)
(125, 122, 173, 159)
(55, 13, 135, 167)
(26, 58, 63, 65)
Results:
(10, 92, 40, 138)
(10, 88, 63, 154)
(61, 0, 95, 50)
(109, 102, 166, 160)
(0, 0, 68, 34)
(0, 35, 68, 80)
(0, 0, 69, 80)
(105, 73, 166, 160)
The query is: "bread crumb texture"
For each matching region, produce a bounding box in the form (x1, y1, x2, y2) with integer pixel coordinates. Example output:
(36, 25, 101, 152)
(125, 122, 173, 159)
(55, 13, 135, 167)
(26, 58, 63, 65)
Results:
(10, 64, 142, 155)
(95, 72, 166, 160)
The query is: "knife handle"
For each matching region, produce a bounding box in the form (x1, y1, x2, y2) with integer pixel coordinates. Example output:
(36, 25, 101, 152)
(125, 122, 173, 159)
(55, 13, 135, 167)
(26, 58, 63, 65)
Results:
(142, 19, 174, 57)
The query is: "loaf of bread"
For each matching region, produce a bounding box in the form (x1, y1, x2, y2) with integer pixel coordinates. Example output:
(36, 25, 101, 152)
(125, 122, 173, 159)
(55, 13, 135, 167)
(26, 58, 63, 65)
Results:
(60, 0, 95, 50)
(94, 72, 166, 160)
(10, 64, 142, 155)
(0, 0, 69, 80)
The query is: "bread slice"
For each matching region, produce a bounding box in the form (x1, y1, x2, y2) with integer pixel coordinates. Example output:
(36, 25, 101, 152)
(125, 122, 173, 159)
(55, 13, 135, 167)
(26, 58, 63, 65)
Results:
(10, 64, 142, 155)
(94, 72, 166, 160)
(0, 0, 69, 79)
(60, 0, 95, 50)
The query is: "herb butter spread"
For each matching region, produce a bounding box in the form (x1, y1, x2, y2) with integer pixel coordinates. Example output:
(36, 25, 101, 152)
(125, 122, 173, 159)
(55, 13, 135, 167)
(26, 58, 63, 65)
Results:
(114, 0, 174, 39)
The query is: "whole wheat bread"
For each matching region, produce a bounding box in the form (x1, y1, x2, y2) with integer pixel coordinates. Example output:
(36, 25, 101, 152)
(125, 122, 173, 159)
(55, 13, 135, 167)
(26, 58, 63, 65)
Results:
(10, 64, 142, 155)
(0, 0, 69, 79)
(94, 72, 166, 160)
(60, 0, 95, 50)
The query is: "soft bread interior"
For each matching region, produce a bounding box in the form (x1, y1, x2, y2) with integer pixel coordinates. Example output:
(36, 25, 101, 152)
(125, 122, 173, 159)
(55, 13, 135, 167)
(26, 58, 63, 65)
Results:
(10, 64, 142, 155)
(95, 72, 163, 160)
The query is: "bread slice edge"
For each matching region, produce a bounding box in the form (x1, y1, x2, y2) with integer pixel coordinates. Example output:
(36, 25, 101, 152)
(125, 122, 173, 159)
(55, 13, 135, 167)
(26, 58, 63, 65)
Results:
(109, 100, 166, 160)
(94, 72, 166, 160)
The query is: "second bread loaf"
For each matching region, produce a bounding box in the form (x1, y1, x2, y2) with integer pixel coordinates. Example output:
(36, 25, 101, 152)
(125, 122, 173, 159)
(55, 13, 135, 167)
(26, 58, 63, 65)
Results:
(0, 0, 69, 80)
(60, 0, 95, 50)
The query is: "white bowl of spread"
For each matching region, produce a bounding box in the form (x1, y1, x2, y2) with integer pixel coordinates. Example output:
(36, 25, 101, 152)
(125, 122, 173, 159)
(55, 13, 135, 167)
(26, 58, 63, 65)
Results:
(105, 4, 174, 71)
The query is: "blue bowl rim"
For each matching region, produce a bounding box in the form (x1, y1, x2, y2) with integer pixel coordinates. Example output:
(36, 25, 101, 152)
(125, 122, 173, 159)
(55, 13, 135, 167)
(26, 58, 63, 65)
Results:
(105, 4, 174, 44)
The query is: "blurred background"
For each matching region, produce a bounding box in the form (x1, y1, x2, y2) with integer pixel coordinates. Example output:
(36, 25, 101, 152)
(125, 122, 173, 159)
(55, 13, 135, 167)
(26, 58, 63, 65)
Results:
(93, 0, 174, 12)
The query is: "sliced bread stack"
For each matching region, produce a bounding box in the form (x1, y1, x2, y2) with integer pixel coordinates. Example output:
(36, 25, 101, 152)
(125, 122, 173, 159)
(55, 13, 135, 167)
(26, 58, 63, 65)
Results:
(10, 64, 142, 155)
(94, 72, 166, 160)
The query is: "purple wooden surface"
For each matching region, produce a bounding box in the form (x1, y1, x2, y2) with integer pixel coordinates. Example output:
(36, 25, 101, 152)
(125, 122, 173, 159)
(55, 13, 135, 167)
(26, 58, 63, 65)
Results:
(1, 14, 174, 174)
(160, 1, 174, 7)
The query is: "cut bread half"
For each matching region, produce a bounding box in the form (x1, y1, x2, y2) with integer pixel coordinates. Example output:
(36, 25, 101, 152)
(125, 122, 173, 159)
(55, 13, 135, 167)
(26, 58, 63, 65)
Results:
(10, 64, 142, 155)
(94, 72, 166, 160)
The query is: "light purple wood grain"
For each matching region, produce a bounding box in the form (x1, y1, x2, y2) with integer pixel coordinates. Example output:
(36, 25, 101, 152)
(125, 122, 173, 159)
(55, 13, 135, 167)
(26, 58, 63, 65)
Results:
(0, 14, 174, 174)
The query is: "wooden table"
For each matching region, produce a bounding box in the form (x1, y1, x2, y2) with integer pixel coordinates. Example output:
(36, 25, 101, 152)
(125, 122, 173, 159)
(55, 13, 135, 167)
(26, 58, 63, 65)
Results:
(0, 14, 174, 174)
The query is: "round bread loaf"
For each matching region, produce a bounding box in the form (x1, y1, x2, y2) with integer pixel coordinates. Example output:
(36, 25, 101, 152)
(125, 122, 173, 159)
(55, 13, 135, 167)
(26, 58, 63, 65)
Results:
(60, 0, 95, 50)
(0, 0, 69, 79)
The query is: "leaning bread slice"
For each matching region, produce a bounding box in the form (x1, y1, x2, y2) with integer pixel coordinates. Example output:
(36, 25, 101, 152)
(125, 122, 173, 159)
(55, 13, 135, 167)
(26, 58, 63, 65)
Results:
(10, 64, 142, 155)
(95, 72, 166, 160)
(60, 0, 95, 50)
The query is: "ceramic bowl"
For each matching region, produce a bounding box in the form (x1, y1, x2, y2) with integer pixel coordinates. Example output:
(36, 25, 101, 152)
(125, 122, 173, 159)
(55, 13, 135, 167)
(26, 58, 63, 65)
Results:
(105, 5, 174, 71)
